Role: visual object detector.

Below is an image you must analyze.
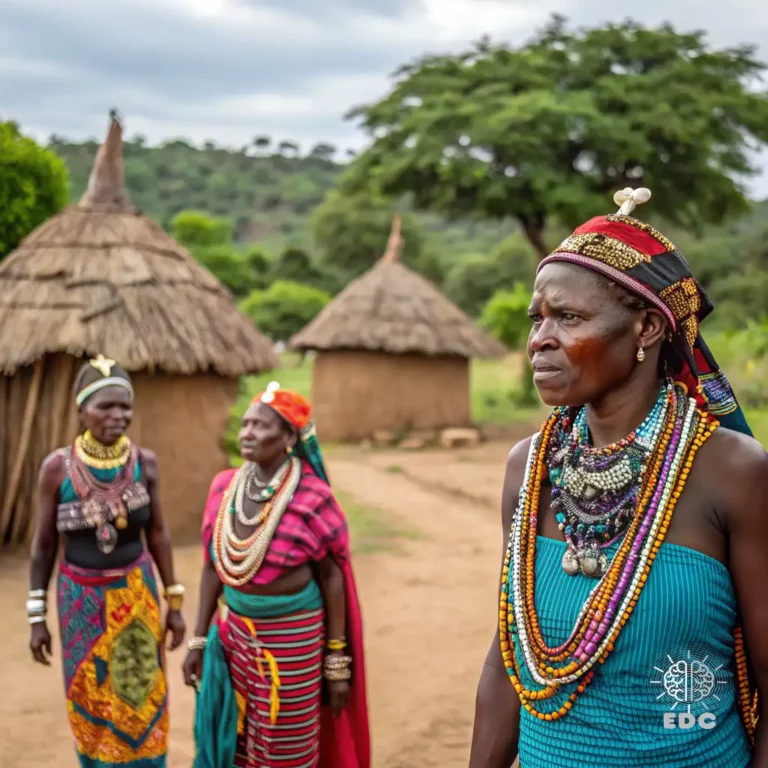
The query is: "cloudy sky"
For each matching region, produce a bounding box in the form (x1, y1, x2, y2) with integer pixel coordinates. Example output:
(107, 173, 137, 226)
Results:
(1, 0, 767, 193)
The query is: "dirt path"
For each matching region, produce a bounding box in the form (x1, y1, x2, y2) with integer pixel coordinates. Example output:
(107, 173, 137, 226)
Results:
(0, 442, 514, 767)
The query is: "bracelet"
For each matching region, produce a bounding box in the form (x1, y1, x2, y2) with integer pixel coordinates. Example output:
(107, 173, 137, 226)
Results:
(26, 599, 47, 616)
(187, 636, 208, 651)
(323, 654, 352, 681)
(28, 589, 46, 599)
(164, 584, 185, 612)
(28, 615, 47, 625)
(326, 638, 347, 651)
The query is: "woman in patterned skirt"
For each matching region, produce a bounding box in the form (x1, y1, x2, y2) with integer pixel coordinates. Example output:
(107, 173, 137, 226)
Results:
(184, 382, 370, 768)
(28, 354, 185, 768)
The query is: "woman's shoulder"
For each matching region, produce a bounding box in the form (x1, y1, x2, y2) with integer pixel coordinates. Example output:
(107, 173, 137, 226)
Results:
(209, 467, 238, 494)
(695, 424, 768, 516)
(39, 447, 68, 481)
(295, 463, 334, 507)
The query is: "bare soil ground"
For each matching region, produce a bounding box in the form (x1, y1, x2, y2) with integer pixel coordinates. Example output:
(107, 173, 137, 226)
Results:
(0, 440, 519, 767)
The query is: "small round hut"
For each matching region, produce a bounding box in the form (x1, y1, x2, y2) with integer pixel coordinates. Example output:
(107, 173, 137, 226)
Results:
(0, 113, 277, 548)
(290, 216, 505, 442)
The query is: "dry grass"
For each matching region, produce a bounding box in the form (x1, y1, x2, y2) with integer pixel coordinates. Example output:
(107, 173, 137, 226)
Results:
(0, 115, 277, 376)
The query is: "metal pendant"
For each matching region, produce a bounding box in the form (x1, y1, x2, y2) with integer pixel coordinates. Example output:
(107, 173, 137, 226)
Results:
(562, 549, 580, 576)
(96, 522, 118, 554)
(579, 549, 608, 579)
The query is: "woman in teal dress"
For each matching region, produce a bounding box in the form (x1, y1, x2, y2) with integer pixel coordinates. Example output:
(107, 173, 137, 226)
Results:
(28, 355, 186, 768)
(469, 189, 765, 767)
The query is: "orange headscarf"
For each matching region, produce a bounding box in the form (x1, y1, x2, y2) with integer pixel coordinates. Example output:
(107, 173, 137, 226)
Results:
(253, 381, 311, 432)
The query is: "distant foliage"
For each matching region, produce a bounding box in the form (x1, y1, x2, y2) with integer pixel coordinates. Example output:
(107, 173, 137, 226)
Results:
(240, 281, 331, 341)
(481, 284, 536, 404)
(170, 210, 231, 248)
(0, 121, 68, 259)
(344, 16, 768, 257)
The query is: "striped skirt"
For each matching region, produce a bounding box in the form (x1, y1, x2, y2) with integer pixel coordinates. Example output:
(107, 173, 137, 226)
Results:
(219, 606, 325, 768)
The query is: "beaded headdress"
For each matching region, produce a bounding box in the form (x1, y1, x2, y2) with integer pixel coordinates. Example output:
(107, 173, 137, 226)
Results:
(253, 382, 328, 483)
(75, 354, 134, 407)
(538, 188, 751, 436)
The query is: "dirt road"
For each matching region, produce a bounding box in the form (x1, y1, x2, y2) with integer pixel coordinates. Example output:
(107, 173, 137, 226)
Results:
(0, 441, 513, 767)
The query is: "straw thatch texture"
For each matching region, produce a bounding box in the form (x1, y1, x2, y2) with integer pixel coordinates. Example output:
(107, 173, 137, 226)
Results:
(0, 114, 276, 548)
(0, 117, 277, 376)
(290, 258, 505, 358)
(311, 351, 471, 442)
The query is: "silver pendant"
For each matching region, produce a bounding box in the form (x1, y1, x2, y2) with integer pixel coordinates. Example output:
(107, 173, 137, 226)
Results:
(580, 549, 608, 579)
(562, 549, 580, 575)
(96, 522, 118, 554)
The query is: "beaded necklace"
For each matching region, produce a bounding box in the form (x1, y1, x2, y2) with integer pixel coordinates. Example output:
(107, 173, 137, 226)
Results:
(74, 430, 131, 471)
(212, 457, 302, 587)
(549, 386, 668, 578)
(500, 383, 718, 722)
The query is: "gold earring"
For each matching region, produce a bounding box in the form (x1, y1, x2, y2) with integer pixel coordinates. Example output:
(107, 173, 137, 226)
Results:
(286, 446, 292, 454)
(636, 347, 645, 362)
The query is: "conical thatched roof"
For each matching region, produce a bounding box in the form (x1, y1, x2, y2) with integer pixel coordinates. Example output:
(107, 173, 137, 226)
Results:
(290, 216, 506, 358)
(0, 113, 277, 376)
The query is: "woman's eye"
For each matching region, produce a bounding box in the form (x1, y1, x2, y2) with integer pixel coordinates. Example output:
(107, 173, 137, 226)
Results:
(562, 313, 580, 322)
(528, 313, 542, 323)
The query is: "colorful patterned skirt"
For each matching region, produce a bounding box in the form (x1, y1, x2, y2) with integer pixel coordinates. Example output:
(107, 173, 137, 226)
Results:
(194, 582, 324, 768)
(57, 552, 168, 768)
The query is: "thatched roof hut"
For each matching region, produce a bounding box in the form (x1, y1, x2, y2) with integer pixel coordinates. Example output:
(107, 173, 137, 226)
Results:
(290, 216, 505, 442)
(0, 113, 277, 548)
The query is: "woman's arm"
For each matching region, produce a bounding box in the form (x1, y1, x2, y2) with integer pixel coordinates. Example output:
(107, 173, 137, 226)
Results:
(182, 561, 223, 688)
(142, 448, 185, 650)
(717, 431, 768, 765)
(468, 438, 530, 768)
(316, 554, 349, 717)
(28, 451, 66, 665)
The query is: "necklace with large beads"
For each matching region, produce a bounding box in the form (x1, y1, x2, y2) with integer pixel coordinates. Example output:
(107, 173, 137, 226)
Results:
(74, 430, 131, 470)
(212, 456, 302, 587)
(499, 383, 717, 723)
(548, 385, 669, 577)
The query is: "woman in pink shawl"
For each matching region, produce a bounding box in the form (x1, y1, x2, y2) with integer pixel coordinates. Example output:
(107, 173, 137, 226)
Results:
(183, 382, 370, 768)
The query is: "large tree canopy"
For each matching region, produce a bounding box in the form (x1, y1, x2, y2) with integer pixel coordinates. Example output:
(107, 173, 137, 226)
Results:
(342, 17, 768, 257)
(0, 121, 68, 259)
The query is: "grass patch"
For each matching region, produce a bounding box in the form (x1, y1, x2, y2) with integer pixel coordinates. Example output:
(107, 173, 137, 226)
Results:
(336, 489, 418, 555)
(385, 464, 404, 473)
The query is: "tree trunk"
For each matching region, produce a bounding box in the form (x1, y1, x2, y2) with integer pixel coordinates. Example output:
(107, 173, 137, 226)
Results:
(518, 213, 549, 260)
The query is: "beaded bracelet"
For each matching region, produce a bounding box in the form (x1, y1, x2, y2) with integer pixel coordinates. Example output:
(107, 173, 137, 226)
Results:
(326, 638, 347, 651)
(187, 636, 207, 651)
(323, 654, 352, 681)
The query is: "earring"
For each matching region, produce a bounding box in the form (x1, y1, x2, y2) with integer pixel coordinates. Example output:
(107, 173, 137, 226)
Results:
(636, 347, 645, 363)
(286, 446, 292, 455)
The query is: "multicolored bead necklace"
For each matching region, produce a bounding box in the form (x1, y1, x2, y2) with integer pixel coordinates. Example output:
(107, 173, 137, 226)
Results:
(244, 459, 291, 505)
(500, 383, 718, 722)
(549, 385, 668, 577)
(212, 456, 302, 587)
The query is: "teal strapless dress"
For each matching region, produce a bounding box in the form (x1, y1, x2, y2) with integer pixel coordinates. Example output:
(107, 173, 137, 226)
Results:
(516, 536, 751, 768)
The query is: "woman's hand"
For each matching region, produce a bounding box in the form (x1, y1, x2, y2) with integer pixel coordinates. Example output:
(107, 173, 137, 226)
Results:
(165, 610, 186, 651)
(327, 679, 351, 717)
(30, 622, 53, 666)
(183, 648, 203, 690)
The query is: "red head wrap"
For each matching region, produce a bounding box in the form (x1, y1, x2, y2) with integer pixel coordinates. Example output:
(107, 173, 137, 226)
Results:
(252, 381, 311, 431)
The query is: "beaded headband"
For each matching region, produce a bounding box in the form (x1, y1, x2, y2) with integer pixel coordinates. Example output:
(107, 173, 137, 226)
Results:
(76, 377, 134, 407)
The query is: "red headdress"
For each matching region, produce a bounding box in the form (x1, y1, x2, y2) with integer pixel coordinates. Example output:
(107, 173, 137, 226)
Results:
(538, 188, 751, 436)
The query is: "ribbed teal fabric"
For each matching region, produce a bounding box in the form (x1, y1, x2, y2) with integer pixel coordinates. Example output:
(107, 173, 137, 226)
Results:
(516, 536, 751, 768)
(223, 579, 323, 618)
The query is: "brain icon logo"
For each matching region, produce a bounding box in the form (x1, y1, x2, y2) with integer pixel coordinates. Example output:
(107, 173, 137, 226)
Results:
(663, 659, 715, 704)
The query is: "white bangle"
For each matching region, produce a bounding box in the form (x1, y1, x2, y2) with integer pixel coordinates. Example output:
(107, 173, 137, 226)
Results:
(26, 599, 46, 615)
(28, 615, 46, 625)
(187, 636, 207, 651)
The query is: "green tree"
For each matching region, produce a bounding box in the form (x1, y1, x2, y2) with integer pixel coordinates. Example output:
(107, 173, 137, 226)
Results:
(310, 191, 434, 282)
(0, 121, 68, 259)
(342, 16, 768, 257)
(481, 284, 536, 403)
(240, 280, 331, 340)
(170, 210, 231, 248)
(194, 245, 254, 297)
